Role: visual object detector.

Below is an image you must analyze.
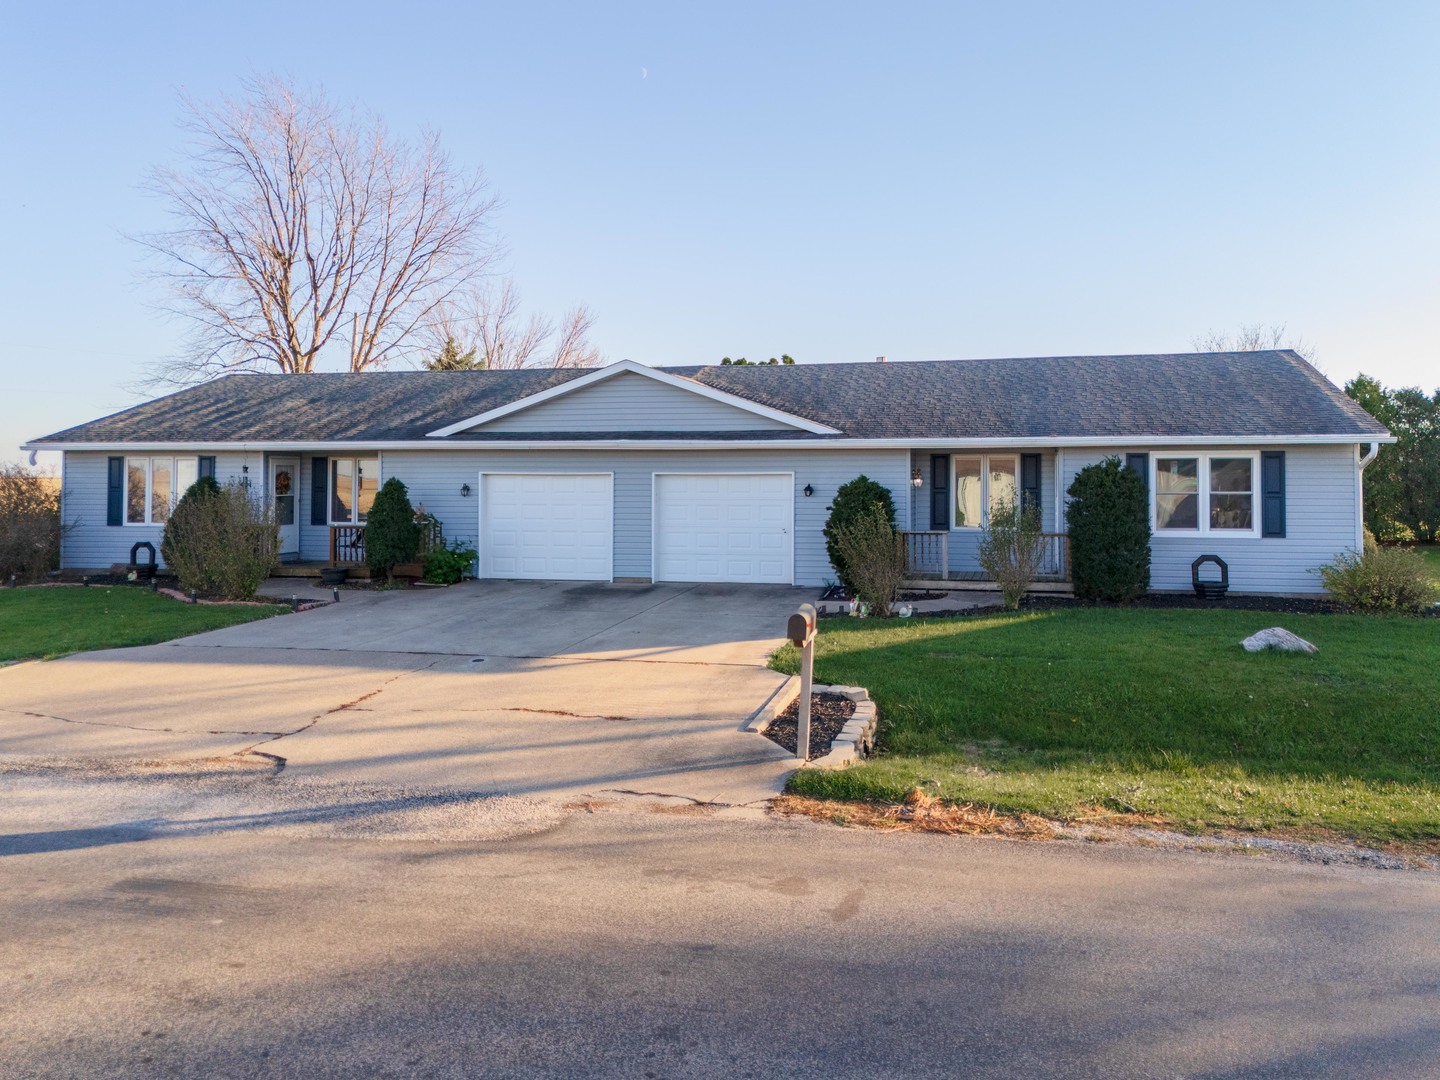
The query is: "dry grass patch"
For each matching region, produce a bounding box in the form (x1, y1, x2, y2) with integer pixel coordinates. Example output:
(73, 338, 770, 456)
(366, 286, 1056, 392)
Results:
(774, 789, 1057, 839)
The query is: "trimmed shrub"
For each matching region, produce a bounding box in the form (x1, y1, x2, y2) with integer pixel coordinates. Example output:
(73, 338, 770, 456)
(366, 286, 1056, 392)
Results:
(0, 466, 63, 583)
(1317, 542, 1436, 613)
(423, 539, 478, 585)
(1066, 457, 1151, 601)
(831, 503, 906, 617)
(977, 498, 1046, 610)
(365, 477, 421, 580)
(824, 476, 897, 595)
(161, 478, 278, 599)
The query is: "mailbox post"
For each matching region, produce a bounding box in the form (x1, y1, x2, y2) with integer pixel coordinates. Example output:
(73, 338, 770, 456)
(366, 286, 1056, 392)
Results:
(787, 603, 817, 762)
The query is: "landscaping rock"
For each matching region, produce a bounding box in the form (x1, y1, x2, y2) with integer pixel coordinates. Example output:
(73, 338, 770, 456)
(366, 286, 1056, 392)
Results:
(1241, 627, 1318, 653)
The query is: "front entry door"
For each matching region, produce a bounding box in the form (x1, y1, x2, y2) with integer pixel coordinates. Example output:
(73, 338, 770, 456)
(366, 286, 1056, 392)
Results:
(270, 457, 300, 558)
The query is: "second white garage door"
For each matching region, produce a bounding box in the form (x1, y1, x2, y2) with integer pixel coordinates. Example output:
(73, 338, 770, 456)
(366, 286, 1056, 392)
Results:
(653, 473, 793, 584)
(480, 473, 613, 581)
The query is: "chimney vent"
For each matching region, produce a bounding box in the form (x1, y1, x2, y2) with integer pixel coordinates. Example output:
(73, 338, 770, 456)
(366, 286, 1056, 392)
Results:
(876, 355, 887, 363)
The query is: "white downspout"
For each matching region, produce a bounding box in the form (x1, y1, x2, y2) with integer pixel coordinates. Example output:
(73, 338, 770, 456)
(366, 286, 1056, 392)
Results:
(1356, 442, 1380, 548)
(1054, 448, 1065, 532)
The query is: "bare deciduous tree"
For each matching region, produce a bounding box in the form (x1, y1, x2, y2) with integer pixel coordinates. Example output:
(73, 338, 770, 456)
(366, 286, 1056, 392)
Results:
(140, 76, 500, 381)
(1192, 323, 1317, 364)
(421, 280, 602, 370)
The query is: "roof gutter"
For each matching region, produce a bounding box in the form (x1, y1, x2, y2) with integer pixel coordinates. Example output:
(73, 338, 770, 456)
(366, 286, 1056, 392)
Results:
(23, 434, 1399, 453)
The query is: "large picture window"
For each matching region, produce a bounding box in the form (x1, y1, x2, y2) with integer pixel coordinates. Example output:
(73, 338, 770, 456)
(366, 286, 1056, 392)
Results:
(124, 457, 198, 525)
(1153, 454, 1257, 535)
(330, 458, 379, 524)
(952, 454, 1018, 529)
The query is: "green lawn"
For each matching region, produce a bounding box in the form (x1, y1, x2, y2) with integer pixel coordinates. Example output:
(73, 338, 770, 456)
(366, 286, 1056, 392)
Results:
(772, 608, 1440, 847)
(0, 586, 287, 662)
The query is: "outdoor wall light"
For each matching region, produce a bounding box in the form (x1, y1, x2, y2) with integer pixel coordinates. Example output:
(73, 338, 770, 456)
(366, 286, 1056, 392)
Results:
(803, 484, 814, 497)
(911, 468, 923, 488)
(460, 483, 472, 497)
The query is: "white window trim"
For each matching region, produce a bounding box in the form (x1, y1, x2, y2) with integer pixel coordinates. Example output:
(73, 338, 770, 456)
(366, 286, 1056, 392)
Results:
(950, 453, 1020, 531)
(328, 456, 380, 526)
(1151, 451, 1261, 538)
(123, 456, 197, 526)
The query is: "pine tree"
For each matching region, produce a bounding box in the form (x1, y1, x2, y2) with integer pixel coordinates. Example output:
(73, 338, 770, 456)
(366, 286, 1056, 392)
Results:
(425, 337, 481, 370)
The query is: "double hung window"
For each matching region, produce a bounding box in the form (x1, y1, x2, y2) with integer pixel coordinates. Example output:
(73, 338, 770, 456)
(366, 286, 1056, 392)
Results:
(1154, 455, 1257, 535)
(330, 458, 380, 523)
(124, 457, 198, 525)
(952, 454, 1018, 529)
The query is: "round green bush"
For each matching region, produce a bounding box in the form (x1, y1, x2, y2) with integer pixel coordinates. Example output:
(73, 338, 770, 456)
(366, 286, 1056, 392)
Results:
(1066, 457, 1151, 601)
(824, 475, 897, 595)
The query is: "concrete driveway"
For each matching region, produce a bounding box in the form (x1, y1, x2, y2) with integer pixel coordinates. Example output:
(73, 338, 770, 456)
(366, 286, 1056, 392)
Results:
(0, 580, 811, 804)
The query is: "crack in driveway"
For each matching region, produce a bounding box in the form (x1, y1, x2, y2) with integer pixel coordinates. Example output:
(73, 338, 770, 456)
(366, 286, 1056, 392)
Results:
(3, 708, 291, 739)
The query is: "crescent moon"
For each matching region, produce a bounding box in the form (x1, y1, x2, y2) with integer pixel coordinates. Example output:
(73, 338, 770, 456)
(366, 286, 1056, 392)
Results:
(641, 67, 648, 79)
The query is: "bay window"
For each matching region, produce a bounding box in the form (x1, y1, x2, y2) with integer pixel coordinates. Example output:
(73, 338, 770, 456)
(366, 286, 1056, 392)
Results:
(124, 457, 198, 525)
(1153, 454, 1257, 535)
(330, 458, 379, 524)
(953, 454, 1018, 529)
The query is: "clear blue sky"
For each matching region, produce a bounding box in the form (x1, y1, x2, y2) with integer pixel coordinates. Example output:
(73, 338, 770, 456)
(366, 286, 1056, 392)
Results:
(3, 0, 1437, 467)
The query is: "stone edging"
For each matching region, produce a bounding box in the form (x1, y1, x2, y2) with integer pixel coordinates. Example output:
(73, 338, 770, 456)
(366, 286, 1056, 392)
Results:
(744, 678, 878, 770)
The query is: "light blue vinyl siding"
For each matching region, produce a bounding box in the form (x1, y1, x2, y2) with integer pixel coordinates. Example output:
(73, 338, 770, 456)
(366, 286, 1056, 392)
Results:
(908, 449, 1057, 576)
(379, 448, 910, 585)
(61, 450, 266, 569)
(1058, 444, 1361, 594)
(472, 372, 796, 433)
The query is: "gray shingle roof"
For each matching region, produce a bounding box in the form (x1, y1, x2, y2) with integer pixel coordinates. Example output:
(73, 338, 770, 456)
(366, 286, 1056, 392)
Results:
(30, 350, 1388, 445)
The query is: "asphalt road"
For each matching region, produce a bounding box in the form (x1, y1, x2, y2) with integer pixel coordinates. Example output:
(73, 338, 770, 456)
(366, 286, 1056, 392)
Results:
(3, 796, 1437, 1079)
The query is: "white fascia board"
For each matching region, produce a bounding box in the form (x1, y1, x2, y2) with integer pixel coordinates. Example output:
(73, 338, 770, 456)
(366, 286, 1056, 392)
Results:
(421, 359, 842, 437)
(27, 433, 1396, 453)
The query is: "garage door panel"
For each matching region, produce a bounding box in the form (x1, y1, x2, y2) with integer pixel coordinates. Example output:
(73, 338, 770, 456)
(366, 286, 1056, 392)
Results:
(654, 473, 792, 584)
(482, 473, 613, 581)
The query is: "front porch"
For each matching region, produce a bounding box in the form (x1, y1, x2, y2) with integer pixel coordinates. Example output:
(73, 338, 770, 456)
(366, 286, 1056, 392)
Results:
(277, 520, 443, 577)
(903, 446, 1073, 592)
(900, 529, 1074, 594)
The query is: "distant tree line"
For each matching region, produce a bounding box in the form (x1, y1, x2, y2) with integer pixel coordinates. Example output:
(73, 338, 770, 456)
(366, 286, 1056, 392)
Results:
(1346, 375, 1440, 543)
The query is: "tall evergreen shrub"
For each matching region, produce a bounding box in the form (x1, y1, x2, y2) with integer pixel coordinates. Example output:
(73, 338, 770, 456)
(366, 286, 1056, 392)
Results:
(365, 477, 421, 580)
(824, 476, 897, 595)
(1066, 457, 1151, 601)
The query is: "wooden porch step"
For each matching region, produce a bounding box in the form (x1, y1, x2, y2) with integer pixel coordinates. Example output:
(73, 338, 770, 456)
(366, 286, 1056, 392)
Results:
(272, 562, 372, 581)
(903, 579, 1074, 595)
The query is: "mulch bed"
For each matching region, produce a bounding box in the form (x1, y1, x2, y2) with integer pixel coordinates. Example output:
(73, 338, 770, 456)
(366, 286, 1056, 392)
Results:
(820, 586, 944, 603)
(763, 693, 856, 758)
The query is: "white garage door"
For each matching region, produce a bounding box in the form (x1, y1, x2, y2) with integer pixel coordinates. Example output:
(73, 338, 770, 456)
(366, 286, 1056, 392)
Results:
(653, 473, 793, 584)
(480, 473, 613, 581)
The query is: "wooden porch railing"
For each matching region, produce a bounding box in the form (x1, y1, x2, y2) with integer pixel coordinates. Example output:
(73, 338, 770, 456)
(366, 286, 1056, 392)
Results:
(328, 518, 444, 567)
(901, 530, 1070, 582)
(330, 525, 366, 566)
(1036, 532, 1070, 581)
(902, 531, 949, 580)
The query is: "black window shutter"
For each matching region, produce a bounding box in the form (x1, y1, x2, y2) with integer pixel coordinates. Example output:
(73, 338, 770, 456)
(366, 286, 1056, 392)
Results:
(198, 456, 216, 481)
(929, 454, 950, 530)
(106, 456, 124, 527)
(1020, 453, 1042, 512)
(1125, 453, 1149, 490)
(1261, 451, 1286, 538)
(311, 457, 329, 526)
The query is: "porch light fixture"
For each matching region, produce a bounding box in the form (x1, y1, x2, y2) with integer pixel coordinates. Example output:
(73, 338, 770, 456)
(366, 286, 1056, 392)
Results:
(460, 483, 471, 497)
(803, 484, 814, 497)
(911, 468, 923, 488)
